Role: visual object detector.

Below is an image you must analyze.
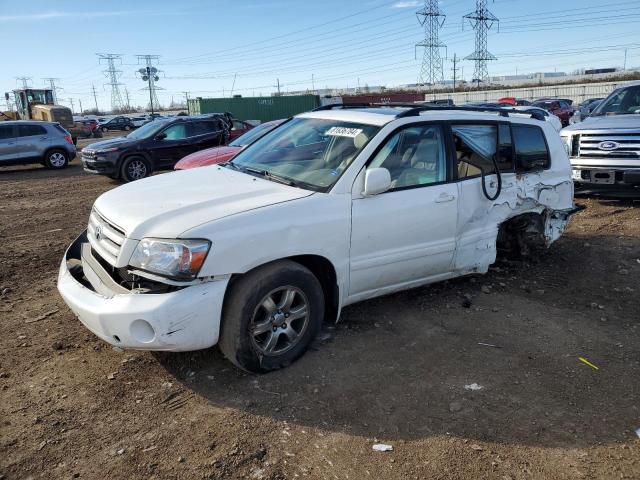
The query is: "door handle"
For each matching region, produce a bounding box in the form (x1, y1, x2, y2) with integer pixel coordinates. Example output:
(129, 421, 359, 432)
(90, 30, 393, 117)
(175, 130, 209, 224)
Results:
(435, 193, 456, 203)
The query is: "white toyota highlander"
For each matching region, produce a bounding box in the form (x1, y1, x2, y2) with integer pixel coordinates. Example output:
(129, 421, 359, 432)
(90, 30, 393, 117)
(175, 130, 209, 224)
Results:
(58, 105, 579, 372)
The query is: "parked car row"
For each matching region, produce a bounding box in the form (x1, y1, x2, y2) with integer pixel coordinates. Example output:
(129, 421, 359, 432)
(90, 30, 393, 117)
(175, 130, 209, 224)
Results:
(5, 83, 639, 203)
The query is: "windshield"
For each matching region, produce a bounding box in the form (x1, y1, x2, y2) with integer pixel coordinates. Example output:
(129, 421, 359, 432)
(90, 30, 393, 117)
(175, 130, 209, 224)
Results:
(229, 117, 380, 192)
(126, 120, 168, 139)
(592, 85, 640, 116)
(229, 121, 281, 147)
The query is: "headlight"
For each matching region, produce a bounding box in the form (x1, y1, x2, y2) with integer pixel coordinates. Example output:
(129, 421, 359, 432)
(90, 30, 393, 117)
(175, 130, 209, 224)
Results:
(129, 238, 211, 280)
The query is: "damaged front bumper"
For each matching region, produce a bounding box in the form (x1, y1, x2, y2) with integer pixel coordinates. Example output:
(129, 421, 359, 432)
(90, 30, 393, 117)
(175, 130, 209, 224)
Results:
(57, 231, 228, 351)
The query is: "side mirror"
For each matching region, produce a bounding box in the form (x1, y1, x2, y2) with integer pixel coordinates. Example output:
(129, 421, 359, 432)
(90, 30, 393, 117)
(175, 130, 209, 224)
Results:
(363, 168, 391, 196)
(155, 132, 167, 140)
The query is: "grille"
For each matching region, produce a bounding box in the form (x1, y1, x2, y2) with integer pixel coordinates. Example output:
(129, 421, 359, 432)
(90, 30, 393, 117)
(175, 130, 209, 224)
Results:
(576, 130, 640, 160)
(87, 209, 125, 266)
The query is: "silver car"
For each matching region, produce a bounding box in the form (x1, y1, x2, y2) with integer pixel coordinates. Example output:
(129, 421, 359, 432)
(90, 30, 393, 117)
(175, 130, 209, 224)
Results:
(0, 120, 77, 169)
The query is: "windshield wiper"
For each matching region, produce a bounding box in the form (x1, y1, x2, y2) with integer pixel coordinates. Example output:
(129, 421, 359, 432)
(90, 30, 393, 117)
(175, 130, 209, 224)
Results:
(223, 161, 241, 170)
(242, 167, 295, 186)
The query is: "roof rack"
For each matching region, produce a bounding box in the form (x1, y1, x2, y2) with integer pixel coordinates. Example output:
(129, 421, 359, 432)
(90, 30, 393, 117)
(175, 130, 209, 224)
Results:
(312, 103, 371, 111)
(395, 105, 546, 121)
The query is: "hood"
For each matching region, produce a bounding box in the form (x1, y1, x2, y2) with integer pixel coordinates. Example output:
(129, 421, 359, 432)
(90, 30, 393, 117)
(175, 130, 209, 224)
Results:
(174, 146, 241, 170)
(82, 137, 135, 152)
(562, 114, 640, 133)
(93, 166, 313, 239)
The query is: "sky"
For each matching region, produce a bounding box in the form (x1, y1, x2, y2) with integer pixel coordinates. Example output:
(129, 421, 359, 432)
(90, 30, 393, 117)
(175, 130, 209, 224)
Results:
(0, 0, 638, 112)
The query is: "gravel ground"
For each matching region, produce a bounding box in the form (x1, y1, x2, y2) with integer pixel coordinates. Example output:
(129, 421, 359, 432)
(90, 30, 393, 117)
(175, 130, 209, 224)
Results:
(1, 137, 639, 479)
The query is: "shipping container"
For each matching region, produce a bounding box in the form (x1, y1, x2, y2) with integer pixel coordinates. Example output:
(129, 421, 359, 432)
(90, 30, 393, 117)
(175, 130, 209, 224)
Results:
(188, 95, 320, 122)
(341, 93, 423, 105)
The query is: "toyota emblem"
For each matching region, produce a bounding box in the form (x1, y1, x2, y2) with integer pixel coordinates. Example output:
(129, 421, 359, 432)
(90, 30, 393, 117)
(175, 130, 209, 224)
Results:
(598, 141, 620, 151)
(95, 225, 103, 240)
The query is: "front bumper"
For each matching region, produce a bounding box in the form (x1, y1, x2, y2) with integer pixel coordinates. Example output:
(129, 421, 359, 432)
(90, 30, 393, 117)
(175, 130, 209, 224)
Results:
(57, 232, 228, 351)
(81, 152, 118, 175)
(571, 165, 640, 196)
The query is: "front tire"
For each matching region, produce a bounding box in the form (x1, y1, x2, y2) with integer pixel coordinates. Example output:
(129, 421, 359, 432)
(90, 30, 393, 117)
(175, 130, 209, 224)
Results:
(120, 156, 151, 182)
(44, 149, 69, 169)
(101, 127, 108, 133)
(219, 260, 324, 373)
(124, 125, 131, 131)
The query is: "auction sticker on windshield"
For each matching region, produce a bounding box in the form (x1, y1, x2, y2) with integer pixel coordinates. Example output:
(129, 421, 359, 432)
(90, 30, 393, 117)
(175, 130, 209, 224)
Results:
(325, 127, 363, 138)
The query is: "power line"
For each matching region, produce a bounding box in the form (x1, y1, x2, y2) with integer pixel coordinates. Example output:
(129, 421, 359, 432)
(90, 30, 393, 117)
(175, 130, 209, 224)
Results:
(416, 0, 447, 87)
(15, 77, 32, 89)
(164, 1, 395, 64)
(97, 53, 126, 111)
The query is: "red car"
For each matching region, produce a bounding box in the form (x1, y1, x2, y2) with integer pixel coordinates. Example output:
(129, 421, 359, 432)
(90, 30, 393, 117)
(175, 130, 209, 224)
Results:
(532, 99, 574, 127)
(174, 119, 284, 170)
(228, 120, 255, 143)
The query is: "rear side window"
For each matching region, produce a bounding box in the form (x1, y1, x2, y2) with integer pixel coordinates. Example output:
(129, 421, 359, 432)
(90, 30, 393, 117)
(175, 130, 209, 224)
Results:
(453, 124, 497, 179)
(53, 124, 69, 135)
(512, 125, 550, 171)
(0, 125, 13, 140)
(17, 124, 47, 137)
(190, 121, 221, 136)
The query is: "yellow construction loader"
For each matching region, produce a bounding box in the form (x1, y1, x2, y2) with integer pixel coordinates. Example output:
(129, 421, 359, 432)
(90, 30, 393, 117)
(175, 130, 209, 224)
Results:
(1, 88, 87, 144)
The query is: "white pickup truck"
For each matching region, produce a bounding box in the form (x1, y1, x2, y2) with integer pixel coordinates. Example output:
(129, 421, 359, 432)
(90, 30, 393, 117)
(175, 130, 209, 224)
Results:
(561, 81, 640, 196)
(58, 105, 578, 372)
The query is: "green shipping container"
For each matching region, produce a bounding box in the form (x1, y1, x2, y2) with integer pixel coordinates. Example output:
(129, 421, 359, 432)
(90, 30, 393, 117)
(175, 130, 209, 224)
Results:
(188, 95, 319, 122)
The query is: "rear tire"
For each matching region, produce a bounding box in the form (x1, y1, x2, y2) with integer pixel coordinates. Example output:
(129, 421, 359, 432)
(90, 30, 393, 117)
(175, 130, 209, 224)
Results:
(101, 127, 108, 133)
(44, 149, 69, 169)
(121, 156, 151, 182)
(219, 260, 324, 373)
(124, 125, 131, 131)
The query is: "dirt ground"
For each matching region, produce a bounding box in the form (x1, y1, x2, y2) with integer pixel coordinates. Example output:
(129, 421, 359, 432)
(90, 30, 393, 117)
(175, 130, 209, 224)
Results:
(1, 137, 639, 479)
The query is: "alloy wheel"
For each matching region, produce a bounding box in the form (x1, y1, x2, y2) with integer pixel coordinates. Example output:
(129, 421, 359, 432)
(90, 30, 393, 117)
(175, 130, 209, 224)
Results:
(49, 152, 66, 167)
(250, 286, 310, 356)
(127, 159, 147, 180)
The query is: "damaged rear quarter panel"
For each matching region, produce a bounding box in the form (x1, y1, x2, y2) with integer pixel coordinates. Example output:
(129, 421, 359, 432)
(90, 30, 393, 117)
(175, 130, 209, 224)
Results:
(454, 126, 574, 274)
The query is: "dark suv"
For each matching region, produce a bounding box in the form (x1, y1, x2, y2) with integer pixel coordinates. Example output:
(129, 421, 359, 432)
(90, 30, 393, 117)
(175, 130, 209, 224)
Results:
(100, 116, 134, 132)
(81, 115, 229, 181)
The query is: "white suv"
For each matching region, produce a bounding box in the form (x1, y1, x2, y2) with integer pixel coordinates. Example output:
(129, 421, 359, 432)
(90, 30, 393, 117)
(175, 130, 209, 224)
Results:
(58, 105, 578, 372)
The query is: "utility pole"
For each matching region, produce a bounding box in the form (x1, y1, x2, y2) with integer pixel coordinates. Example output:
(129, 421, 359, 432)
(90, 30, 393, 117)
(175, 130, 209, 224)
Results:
(230, 73, 237, 98)
(79, 99, 83, 115)
(182, 91, 190, 113)
(624, 48, 628, 70)
(451, 53, 459, 93)
(464, 0, 499, 88)
(68, 98, 75, 114)
(124, 88, 131, 111)
(91, 83, 99, 112)
(416, 0, 446, 88)
(312, 74, 315, 94)
(136, 55, 163, 112)
(97, 53, 126, 111)
(42, 78, 61, 103)
(16, 77, 32, 89)
(276, 78, 281, 96)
